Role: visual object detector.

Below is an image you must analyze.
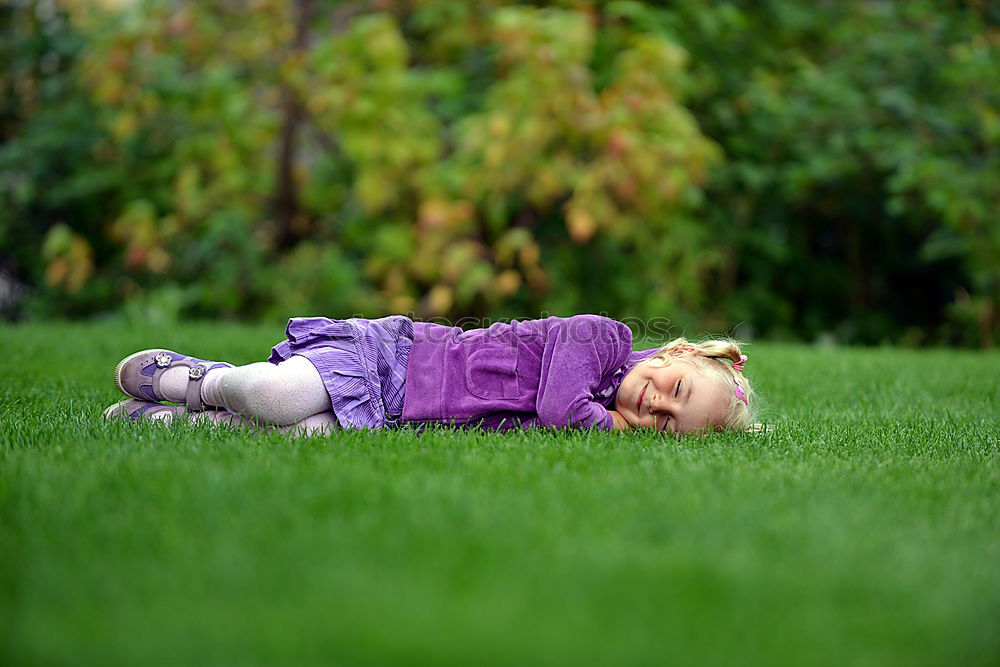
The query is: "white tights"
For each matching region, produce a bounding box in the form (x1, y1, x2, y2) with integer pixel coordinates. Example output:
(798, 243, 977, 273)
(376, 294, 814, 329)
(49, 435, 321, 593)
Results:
(159, 355, 333, 427)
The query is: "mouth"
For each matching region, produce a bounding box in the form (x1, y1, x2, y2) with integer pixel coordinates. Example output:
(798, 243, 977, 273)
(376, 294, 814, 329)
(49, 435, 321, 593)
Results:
(636, 381, 648, 414)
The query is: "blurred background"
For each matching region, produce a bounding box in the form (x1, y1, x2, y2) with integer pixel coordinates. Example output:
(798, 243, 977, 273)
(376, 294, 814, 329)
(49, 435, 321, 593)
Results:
(1, 0, 997, 345)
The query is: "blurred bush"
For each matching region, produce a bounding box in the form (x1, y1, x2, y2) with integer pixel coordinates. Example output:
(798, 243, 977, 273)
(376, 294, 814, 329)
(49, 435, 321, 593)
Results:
(1, 0, 997, 345)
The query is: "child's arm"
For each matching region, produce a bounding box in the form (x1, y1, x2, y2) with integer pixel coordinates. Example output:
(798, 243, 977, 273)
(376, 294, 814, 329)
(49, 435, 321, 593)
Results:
(535, 315, 633, 431)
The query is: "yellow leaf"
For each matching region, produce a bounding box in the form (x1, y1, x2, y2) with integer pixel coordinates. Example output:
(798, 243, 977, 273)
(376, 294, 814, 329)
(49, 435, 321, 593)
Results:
(494, 270, 521, 296)
(566, 208, 596, 243)
(111, 111, 138, 141)
(427, 285, 453, 315)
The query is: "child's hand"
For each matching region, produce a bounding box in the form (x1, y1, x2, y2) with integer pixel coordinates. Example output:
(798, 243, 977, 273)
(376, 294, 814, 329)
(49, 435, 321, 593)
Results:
(608, 409, 631, 431)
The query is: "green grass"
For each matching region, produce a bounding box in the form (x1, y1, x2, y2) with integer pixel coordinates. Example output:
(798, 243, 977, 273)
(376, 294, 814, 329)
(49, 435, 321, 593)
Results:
(1, 320, 998, 667)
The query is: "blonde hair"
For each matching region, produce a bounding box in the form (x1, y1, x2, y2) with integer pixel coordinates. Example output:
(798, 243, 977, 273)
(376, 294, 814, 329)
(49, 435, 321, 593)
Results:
(640, 336, 755, 431)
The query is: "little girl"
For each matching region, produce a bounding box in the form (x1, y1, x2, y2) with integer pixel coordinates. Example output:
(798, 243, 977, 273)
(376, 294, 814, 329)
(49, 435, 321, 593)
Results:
(103, 314, 754, 436)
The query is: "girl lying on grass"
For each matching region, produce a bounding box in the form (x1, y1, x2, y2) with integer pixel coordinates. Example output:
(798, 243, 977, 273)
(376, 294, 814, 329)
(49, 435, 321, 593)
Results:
(103, 314, 754, 436)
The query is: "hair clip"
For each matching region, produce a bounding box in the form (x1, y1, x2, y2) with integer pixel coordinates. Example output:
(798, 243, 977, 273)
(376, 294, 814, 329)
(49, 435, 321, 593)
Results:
(733, 354, 747, 372)
(734, 379, 749, 406)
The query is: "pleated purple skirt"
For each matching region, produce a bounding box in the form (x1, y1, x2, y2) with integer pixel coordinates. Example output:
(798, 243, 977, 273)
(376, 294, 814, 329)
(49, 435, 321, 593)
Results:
(268, 316, 413, 430)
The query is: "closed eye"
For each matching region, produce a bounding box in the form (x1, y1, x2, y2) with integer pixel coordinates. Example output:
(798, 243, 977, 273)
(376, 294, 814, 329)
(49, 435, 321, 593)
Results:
(674, 379, 682, 398)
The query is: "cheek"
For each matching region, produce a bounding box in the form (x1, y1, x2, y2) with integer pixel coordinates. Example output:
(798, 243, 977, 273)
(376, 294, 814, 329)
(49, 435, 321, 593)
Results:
(705, 392, 732, 427)
(647, 366, 676, 388)
(614, 386, 627, 412)
(618, 373, 639, 404)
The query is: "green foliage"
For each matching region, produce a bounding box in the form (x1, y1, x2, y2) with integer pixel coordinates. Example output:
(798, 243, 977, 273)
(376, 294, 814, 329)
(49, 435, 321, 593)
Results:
(1, 0, 997, 344)
(653, 0, 999, 344)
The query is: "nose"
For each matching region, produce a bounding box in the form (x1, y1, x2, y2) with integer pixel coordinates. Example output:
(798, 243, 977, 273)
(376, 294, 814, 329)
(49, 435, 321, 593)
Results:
(647, 392, 673, 415)
(646, 391, 681, 432)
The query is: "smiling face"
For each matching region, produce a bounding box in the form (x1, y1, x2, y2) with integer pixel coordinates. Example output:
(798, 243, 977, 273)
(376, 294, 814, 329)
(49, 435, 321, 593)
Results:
(614, 357, 731, 435)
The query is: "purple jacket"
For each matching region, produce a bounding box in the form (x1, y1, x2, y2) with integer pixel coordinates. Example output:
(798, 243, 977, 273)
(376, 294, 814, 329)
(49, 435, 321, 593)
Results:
(401, 315, 657, 431)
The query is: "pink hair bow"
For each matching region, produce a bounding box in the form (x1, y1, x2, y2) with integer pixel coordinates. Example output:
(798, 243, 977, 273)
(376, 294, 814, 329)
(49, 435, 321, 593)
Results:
(733, 354, 747, 372)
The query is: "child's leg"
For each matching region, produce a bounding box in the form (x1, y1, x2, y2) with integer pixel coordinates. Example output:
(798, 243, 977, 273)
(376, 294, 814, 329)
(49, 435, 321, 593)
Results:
(206, 356, 331, 426)
(136, 353, 331, 426)
(190, 409, 338, 436)
(104, 398, 338, 436)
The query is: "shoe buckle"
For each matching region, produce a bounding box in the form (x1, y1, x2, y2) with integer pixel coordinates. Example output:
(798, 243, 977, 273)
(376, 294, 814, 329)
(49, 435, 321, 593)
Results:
(154, 351, 172, 368)
(189, 364, 207, 380)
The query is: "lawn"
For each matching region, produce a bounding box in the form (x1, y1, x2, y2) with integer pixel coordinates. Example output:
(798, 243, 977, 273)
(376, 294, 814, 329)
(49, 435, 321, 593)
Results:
(1, 320, 997, 667)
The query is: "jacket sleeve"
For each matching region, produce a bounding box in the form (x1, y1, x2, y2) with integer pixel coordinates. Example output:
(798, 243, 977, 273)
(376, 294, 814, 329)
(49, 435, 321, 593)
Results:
(534, 315, 633, 430)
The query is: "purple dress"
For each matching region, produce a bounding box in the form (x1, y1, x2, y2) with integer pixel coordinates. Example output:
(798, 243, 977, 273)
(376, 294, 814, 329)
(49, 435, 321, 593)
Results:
(269, 315, 659, 431)
(402, 316, 659, 431)
(268, 316, 413, 430)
